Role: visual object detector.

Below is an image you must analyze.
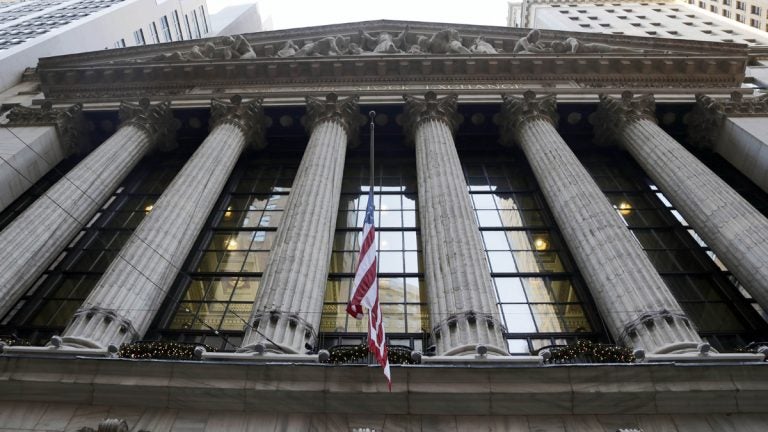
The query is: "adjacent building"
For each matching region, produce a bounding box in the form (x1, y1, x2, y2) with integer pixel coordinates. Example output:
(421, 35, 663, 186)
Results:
(0, 0, 212, 92)
(510, 0, 768, 45)
(1, 19, 768, 431)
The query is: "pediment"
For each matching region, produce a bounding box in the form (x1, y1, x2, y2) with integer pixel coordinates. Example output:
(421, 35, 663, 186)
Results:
(35, 19, 750, 101)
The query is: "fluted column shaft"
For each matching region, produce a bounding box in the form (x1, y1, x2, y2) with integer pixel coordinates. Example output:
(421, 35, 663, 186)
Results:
(502, 92, 702, 353)
(0, 100, 172, 320)
(599, 92, 768, 317)
(242, 93, 359, 354)
(404, 92, 507, 356)
(61, 97, 264, 348)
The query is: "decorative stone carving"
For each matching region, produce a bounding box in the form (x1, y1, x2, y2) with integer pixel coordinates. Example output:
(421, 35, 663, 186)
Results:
(210, 95, 266, 149)
(4, 101, 88, 155)
(286, 35, 350, 57)
(686, 93, 726, 149)
(549, 36, 649, 53)
(402, 91, 461, 143)
(513, 29, 546, 54)
(152, 34, 256, 61)
(118, 98, 176, 151)
(688, 92, 768, 148)
(469, 36, 498, 54)
(499, 90, 557, 144)
(593, 91, 656, 144)
(305, 93, 363, 139)
(426, 28, 471, 54)
(359, 25, 409, 53)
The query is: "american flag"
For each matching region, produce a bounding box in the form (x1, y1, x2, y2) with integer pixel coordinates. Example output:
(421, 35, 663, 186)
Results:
(346, 190, 391, 389)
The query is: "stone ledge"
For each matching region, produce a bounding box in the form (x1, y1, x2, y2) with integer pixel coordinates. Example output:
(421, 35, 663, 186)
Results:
(1, 356, 767, 415)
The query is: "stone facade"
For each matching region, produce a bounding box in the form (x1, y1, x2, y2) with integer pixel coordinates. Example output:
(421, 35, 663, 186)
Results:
(0, 20, 767, 432)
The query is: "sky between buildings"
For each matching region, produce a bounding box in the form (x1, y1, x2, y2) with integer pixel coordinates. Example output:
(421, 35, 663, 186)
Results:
(207, 0, 510, 30)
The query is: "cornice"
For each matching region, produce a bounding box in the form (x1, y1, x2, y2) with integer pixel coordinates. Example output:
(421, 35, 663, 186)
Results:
(37, 54, 747, 101)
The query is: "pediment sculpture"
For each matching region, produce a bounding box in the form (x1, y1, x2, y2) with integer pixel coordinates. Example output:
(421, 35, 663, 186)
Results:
(146, 26, 664, 62)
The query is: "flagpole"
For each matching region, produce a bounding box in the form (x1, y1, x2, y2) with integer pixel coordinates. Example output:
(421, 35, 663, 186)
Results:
(369, 110, 375, 195)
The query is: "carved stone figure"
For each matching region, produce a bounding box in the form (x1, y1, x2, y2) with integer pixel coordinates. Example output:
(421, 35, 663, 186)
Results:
(359, 26, 409, 53)
(407, 35, 430, 54)
(513, 29, 546, 54)
(470, 36, 498, 54)
(151, 34, 256, 61)
(550, 37, 646, 54)
(294, 35, 349, 56)
(219, 34, 257, 59)
(428, 28, 471, 54)
(277, 40, 299, 57)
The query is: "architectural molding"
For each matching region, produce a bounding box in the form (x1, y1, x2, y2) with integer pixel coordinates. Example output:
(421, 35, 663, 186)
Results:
(117, 98, 176, 151)
(304, 92, 362, 141)
(209, 95, 266, 149)
(402, 91, 460, 143)
(4, 101, 88, 155)
(687, 91, 768, 148)
(499, 90, 558, 146)
(594, 91, 657, 144)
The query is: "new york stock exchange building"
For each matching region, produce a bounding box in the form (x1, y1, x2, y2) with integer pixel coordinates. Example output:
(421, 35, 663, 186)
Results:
(1, 19, 768, 432)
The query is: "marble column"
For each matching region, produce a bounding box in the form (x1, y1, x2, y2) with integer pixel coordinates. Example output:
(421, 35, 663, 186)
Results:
(597, 91, 768, 320)
(402, 92, 507, 356)
(60, 96, 264, 349)
(0, 102, 86, 212)
(0, 99, 173, 320)
(240, 93, 361, 354)
(501, 91, 702, 353)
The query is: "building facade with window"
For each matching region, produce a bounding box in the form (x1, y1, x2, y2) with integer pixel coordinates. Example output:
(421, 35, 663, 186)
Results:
(0, 20, 768, 431)
(0, 0, 211, 93)
(512, 0, 768, 44)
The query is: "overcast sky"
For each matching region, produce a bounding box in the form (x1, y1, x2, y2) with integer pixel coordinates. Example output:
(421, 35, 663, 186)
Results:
(207, 0, 511, 29)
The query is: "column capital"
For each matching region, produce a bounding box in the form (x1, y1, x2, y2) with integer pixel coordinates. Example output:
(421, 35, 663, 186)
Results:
(686, 93, 726, 150)
(402, 91, 460, 144)
(594, 91, 656, 144)
(499, 91, 558, 146)
(304, 93, 362, 145)
(118, 98, 176, 151)
(4, 101, 89, 155)
(210, 95, 266, 150)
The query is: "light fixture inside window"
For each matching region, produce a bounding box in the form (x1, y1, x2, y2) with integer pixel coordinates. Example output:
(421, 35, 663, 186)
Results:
(534, 237, 549, 250)
(617, 201, 632, 215)
(144, 204, 153, 213)
(226, 238, 238, 250)
(224, 206, 232, 218)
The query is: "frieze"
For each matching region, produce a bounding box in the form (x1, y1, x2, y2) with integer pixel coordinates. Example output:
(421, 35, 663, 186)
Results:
(139, 27, 671, 63)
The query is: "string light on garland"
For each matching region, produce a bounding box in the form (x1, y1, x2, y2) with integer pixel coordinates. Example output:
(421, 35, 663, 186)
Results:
(0, 336, 32, 347)
(735, 341, 768, 361)
(544, 340, 635, 364)
(117, 341, 216, 360)
(323, 343, 419, 365)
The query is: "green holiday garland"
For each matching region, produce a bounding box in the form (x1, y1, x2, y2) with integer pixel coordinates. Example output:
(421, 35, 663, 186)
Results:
(117, 341, 215, 360)
(543, 340, 635, 364)
(323, 343, 418, 365)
